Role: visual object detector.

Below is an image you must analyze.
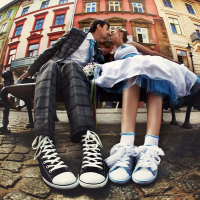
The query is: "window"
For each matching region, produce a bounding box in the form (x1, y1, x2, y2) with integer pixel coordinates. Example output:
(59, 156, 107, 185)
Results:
(41, 1, 49, 9)
(110, 26, 122, 31)
(185, 3, 195, 14)
(6, 9, 13, 18)
(28, 44, 39, 57)
(136, 27, 149, 43)
(169, 18, 182, 34)
(54, 14, 65, 25)
(86, 3, 96, 12)
(132, 3, 143, 12)
(14, 25, 23, 36)
(163, 0, 172, 8)
(177, 50, 188, 66)
(0, 15, 2, 21)
(34, 19, 44, 30)
(0, 23, 7, 33)
(21, 7, 29, 16)
(11, 18, 27, 41)
(109, 1, 120, 11)
(8, 49, 16, 65)
(59, 0, 68, 4)
(194, 24, 200, 38)
(49, 40, 57, 46)
(84, 27, 89, 32)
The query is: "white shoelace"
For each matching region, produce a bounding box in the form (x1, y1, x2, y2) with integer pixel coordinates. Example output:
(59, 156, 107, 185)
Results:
(136, 146, 165, 171)
(32, 136, 67, 173)
(81, 130, 103, 170)
(105, 143, 138, 169)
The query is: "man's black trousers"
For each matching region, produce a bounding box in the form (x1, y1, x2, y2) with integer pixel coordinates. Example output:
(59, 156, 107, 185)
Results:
(34, 60, 96, 143)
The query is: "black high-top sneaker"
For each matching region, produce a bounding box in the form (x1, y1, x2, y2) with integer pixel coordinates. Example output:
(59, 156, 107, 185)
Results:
(32, 136, 78, 189)
(79, 130, 108, 188)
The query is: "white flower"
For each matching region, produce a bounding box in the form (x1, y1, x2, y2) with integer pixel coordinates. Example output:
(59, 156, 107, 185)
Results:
(83, 62, 99, 78)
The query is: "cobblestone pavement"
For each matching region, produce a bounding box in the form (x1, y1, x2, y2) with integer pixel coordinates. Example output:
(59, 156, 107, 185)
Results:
(0, 107, 200, 200)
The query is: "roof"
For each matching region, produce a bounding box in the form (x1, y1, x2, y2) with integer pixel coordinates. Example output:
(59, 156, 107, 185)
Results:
(0, 0, 20, 13)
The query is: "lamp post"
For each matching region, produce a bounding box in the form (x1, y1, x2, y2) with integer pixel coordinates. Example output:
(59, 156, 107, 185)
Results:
(186, 43, 195, 73)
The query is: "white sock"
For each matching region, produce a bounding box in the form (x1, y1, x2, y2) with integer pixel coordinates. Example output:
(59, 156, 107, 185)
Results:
(144, 135, 159, 146)
(120, 132, 135, 146)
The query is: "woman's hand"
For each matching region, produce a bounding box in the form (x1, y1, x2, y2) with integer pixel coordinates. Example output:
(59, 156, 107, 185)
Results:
(19, 71, 31, 81)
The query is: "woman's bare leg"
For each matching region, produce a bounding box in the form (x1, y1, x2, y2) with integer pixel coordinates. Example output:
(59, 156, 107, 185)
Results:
(106, 83, 140, 184)
(132, 93, 164, 185)
(146, 93, 163, 137)
(121, 84, 141, 133)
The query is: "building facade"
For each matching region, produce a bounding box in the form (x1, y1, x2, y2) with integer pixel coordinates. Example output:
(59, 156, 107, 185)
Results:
(73, 0, 173, 58)
(3, 0, 76, 80)
(154, 0, 200, 74)
(0, 0, 22, 82)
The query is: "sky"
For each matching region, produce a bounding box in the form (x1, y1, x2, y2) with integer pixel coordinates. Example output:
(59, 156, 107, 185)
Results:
(0, 0, 14, 9)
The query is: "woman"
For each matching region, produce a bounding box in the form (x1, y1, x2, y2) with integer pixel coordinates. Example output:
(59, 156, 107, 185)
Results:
(94, 28, 200, 185)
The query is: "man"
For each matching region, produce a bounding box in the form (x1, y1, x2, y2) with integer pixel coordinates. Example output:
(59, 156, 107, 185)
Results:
(19, 19, 110, 189)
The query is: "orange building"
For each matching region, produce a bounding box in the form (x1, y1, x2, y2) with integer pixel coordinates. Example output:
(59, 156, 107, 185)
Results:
(73, 0, 172, 58)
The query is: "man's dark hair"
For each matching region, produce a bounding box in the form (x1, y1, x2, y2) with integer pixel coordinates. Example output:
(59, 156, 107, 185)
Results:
(88, 19, 110, 33)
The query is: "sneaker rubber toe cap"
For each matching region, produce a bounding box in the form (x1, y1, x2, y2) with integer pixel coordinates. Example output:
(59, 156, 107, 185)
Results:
(79, 172, 105, 184)
(53, 172, 77, 185)
(109, 167, 130, 182)
(132, 168, 156, 183)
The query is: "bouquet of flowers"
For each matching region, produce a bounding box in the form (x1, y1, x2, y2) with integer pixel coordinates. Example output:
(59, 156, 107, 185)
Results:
(83, 62, 99, 80)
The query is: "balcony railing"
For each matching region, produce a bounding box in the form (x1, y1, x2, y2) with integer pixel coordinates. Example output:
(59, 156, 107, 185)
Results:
(10, 56, 38, 70)
(190, 32, 200, 43)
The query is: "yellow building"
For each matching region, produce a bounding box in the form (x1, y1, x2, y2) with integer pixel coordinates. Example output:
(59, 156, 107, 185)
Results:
(154, 0, 200, 75)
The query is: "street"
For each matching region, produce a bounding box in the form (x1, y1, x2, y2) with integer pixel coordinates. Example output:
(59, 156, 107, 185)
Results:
(0, 107, 200, 199)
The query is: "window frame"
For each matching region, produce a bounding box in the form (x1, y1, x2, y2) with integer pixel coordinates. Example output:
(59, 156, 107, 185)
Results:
(110, 25, 122, 31)
(132, 3, 143, 12)
(40, 1, 49, 9)
(54, 14, 65, 26)
(0, 23, 7, 33)
(28, 43, 39, 57)
(5, 9, 14, 18)
(11, 18, 27, 41)
(86, 2, 96, 12)
(162, 0, 173, 8)
(34, 18, 44, 30)
(31, 12, 48, 34)
(84, 27, 90, 33)
(194, 24, 200, 38)
(109, 1, 120, 11)
(176, 49, 188, 67)
(59, 0, 68, 4)
(47, 31, 65, 47)
(49, 40, 57, 46)
(50, 7, 68, 31)
(8, 49, 16, 65)
(169, 17, 182, 35)
(185, 3, 195, 15)
(21, 7, 29, 16)
(14, 25, 23, 36)
(136, 27, 149, 43)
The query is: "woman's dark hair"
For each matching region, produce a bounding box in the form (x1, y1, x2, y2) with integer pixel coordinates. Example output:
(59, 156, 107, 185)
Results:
(88, 19, 110, 33)
(118, 29, 128, 43)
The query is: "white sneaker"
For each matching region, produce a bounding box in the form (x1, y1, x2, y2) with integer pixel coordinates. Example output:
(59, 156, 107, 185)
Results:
(105, 143, 137, 184)
(132, 145, 164, 184)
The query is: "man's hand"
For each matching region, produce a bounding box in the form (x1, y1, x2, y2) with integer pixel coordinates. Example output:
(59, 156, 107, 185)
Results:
(19, 71, 31, 81)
